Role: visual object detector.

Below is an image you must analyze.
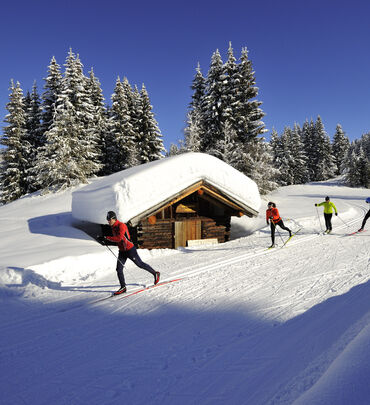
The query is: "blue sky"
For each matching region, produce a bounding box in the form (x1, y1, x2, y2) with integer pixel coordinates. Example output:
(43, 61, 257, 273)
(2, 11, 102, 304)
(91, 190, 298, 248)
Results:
(1, 0, 370, 150)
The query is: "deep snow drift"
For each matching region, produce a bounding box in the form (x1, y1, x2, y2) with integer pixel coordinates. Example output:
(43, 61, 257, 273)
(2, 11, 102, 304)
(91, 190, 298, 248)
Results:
(0, 177, 369, 405)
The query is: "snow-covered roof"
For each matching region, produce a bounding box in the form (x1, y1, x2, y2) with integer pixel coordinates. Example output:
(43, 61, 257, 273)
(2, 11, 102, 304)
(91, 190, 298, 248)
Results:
(71, 152, 261, 225)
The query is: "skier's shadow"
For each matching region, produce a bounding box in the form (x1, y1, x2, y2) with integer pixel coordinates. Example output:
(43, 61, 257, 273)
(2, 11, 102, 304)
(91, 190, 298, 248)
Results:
(4, 267, 144, 294)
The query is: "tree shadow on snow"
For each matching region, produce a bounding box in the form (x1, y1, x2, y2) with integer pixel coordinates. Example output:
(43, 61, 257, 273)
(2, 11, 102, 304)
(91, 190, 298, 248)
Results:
(2, 274, 370, 405)
(27, 212, 92, 240)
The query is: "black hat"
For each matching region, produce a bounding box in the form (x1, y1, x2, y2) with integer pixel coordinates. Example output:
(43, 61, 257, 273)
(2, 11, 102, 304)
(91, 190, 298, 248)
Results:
(267, 202, 276, 207)
(106, 211, 117, 221)
(325, 196, 330, 201)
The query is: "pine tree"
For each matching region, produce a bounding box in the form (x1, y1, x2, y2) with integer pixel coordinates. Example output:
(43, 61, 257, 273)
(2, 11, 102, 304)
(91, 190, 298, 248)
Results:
(24, 82, 43, 192)
(236, 47, 266, 143)
(201, 49, 225, 152)
(137, 84, 165, 163)
(36, 50, 100, 190)
(185, 62, 206, 152)
(313, 116, 336, 181)
(301, 119, 316, 181)
(211, 120, 241, 167)
(36, 100, 91, 190)
(345, 138, 370, 188)
(0, 81, 30, 203)
(41, 56, 63, 136)
(86, 68, 109, 175)
(288, 124, 309, 184)
(332, 124, 350, 175)
(108, 77, 137, 172)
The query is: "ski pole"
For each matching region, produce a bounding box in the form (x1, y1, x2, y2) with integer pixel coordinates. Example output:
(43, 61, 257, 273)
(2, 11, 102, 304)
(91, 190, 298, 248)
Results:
(98, 238, 126, 268)
(315, 206, 323, 232)
(337, 214, 349, 229)
(272, 221, 284, 245)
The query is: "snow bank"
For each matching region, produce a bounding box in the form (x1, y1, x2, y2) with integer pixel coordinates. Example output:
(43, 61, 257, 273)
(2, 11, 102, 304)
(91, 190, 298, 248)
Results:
(71, 152, 261, 224)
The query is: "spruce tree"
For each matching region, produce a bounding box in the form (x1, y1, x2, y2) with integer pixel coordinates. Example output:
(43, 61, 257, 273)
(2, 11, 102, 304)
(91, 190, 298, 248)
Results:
(288, 124, 309, 184)
(201, 49, 225, 152)
(0, 81, 30, 203)
(36, 50, 100, 190)
(185, 63, 206, 152)
(301, 119, 316, 181)
(137, 84, 164, 163)
(41, 56, 63, 136)
(108, 77, 137, 172)
(86, 68, 109, 175)
(314, 116, 336, 180)
(24, 81, 43, 192)
(332, 124, 350, 175)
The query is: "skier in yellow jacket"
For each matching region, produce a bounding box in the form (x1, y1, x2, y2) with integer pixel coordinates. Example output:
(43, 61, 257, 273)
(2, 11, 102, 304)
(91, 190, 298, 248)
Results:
(315, 196, 338, 233)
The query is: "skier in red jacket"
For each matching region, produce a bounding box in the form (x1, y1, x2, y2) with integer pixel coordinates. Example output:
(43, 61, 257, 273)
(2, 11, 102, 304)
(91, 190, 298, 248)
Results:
(98, 211, 160, 295)
(266, 202, 291, 248)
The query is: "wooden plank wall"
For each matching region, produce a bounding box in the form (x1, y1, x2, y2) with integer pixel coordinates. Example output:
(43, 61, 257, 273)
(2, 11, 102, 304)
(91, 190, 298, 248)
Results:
(137, 216, 230, 249)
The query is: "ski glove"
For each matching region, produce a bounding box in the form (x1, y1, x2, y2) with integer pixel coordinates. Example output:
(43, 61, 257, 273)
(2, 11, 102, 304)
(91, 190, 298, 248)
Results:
(335, 212, 338, 216)
(315, 204, 318, 206)
(97, 235, 107, 245)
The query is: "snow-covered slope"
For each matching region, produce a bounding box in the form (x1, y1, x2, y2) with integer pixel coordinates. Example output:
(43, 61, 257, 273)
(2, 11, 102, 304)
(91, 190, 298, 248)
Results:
(0, 178, 369, 405)
(71, 152, 261, 224)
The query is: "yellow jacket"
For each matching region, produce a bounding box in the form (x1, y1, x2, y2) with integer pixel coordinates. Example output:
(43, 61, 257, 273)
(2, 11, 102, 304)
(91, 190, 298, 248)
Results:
(317, 201, 337, 214)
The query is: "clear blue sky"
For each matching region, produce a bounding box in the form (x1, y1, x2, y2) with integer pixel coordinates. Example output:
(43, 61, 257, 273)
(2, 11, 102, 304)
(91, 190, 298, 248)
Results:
(1, 0, 370, 150)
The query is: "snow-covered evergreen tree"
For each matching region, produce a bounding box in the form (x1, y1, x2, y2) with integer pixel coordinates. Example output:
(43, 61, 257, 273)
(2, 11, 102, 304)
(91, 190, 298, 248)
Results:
(313, 116, 336, 181)
(41, 56, 63, 136)
(211, 120, 242, 167)
(36, 100, 92, 191)
(288, 124, 309, 184)
(301, 119, 316, 181)
(236, 47, 266, 143)
(0, 81, 30, 203)
(243, 138, 278, 194)
(137, 84, 165, 163)
(24, 82, 43, 192)
(36, 50, 100, 191)
(201, 49, 225, 152)
(108, 77, 138, 172)
(185, 63, 206, 152)
(345, 146, 370, 188)
(332, 124, 350, 175)
(86, 68, 109, 175)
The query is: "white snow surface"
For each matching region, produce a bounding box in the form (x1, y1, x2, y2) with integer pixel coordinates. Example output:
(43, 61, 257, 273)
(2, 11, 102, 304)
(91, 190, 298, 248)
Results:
(71, 152, 261, 224)
(1, 176, 370, 405)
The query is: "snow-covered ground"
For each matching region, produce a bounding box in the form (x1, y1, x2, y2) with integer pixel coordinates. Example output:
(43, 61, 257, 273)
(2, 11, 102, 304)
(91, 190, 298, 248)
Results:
(0, 179, 369, 405)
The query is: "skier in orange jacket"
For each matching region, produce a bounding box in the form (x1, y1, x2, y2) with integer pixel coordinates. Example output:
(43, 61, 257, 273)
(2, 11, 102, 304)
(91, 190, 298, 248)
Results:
(266, 202, 291, 248)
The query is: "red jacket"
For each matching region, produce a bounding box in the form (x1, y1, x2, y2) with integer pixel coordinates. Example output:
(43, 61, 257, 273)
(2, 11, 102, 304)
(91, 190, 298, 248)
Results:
(266, 207, 281, 224)
(106, 220, 134, 251)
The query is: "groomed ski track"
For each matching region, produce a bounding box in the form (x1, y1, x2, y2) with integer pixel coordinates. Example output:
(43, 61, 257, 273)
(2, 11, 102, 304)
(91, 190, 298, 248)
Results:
(1, 201, 369, 405)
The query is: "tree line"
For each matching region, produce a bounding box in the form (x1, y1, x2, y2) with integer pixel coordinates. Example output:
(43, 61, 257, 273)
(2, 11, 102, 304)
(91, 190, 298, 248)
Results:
(270, 119, 369, 188)
(1, 45, 369, 206)
(0, 49, 164, 204)
(170, 43, 369, 191)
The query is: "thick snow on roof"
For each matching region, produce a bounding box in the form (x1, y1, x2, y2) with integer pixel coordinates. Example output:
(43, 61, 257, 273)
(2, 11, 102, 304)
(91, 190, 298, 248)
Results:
(72, 152, 261, 224)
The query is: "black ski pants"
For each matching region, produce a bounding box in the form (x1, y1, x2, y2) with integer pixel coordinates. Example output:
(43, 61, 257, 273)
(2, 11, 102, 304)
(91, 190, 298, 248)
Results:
(270, 219, 291, 244)
(361, 209, 370, 229)
(324, 213, 333, 231)
(116, 246, 156, 287)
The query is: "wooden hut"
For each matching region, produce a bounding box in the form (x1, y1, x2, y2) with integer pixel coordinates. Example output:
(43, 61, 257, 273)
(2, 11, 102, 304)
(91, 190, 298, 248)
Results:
(129, 180, 257, 249)
(72, 153, 261, 249)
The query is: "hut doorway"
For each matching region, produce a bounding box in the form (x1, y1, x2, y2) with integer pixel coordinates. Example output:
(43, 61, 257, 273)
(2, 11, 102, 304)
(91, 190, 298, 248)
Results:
(174, 219, 201, 248)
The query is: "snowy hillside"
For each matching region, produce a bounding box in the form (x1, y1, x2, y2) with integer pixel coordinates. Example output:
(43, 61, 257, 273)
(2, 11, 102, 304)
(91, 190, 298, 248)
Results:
(0, 179, 369, 405)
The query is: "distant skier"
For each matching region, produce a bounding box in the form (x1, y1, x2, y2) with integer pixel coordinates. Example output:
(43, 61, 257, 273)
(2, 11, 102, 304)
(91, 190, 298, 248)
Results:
(98, 211, 160, 295)
(315, 196, 338, 234)
(266, 202, 292, 248)
(358, 197, 370, 231)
